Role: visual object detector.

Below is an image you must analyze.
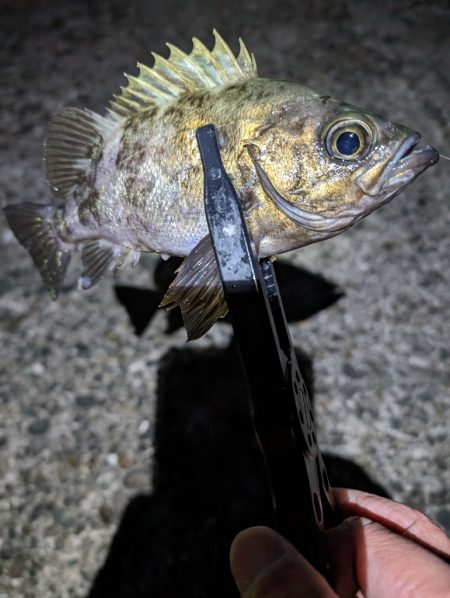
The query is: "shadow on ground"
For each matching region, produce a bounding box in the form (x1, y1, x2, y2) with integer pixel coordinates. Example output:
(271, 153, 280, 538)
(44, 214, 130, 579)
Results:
(89, 263, 388, 598)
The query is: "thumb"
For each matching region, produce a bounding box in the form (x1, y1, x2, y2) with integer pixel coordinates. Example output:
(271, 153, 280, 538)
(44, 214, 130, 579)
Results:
(230, 526, 337, 597)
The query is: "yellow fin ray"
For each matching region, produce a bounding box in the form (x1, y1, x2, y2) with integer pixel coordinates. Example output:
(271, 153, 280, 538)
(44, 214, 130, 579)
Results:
(210, 30, 244, 79)
(151, 53, 198, 92)
(108, 31, 258, 119)
(45, 107, 117, 198)
(191, 37, 226, 85)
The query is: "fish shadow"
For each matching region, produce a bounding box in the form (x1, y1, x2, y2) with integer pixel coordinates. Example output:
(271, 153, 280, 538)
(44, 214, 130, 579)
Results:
(89, 265, 389, 598)
(114, 257, 346, 336)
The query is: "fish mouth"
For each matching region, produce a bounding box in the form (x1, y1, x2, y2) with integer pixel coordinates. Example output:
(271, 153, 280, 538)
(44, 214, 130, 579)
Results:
(247, 146, 353, 233)
(382, 139, 439, 195)
(356, 133, 439, 198)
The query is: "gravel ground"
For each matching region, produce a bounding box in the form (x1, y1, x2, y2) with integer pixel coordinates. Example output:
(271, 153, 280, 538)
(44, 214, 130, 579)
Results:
(0, 0, 449, 596)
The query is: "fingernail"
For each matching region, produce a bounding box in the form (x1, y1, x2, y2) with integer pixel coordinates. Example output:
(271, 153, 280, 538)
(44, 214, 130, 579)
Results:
(230, 527, 289, 593)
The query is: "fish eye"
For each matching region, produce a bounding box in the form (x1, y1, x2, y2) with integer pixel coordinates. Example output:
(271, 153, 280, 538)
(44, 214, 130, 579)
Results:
(325, 119, 373, 161)
(336, 131, 360, 155)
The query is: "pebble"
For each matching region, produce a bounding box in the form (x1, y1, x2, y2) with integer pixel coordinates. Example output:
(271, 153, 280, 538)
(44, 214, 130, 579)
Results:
(53, 507, 75, 529)
(106, 453, 119, 467)
(138, 419, 150, 436)
(118, 453, 129, 469)
(75, 394, 95, 408)
(123, 467, 150, 490)
(27, 418, 50, 435)
(342, 363, 364, 379)
(1, 544, 12, 560)
(8, 555, 27, 578)
(28, 362, 45, 376)
(99, 504, 114, 525)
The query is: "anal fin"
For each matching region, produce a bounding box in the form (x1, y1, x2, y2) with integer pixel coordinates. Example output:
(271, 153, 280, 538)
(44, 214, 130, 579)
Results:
(160, 235, 227, 340)
(80, 240, 139, 290)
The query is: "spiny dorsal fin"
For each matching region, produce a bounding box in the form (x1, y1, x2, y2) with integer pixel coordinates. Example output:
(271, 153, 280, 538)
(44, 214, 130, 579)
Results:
(109, 30, 258, 119)
(44, 107, 117, 198)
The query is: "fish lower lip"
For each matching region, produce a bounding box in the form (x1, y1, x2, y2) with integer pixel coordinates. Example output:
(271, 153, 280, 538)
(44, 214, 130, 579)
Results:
(381, 144, 439, 192)
(356, 133, 429, 197)
(395, 144, 439, 170)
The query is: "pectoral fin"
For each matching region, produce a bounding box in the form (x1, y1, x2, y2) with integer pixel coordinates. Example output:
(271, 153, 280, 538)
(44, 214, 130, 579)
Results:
(160, 235, 227, 340)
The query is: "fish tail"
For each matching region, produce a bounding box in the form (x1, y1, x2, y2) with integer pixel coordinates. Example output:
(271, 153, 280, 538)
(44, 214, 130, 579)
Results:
(3, 202, 71, 299)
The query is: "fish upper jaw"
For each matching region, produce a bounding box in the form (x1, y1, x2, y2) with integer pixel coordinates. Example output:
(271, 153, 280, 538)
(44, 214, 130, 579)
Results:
(355, 132, 439, 198)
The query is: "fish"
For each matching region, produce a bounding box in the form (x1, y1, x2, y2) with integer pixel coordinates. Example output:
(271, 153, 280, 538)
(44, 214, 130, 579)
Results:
(3, 30, 439, 339)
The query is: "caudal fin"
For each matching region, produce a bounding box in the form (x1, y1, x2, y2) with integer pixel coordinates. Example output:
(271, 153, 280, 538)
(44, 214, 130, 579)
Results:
(3, 202, 71, 299)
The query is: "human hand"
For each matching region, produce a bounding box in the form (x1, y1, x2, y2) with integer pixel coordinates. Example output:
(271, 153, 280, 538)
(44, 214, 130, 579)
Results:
(230, 488, 450, 597)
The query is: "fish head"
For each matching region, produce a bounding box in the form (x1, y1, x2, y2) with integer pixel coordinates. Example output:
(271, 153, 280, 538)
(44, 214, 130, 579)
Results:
(245, 89, 439, 244)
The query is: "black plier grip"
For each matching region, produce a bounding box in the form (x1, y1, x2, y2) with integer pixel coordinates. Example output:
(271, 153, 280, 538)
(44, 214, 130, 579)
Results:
(196, 124, 336, 583)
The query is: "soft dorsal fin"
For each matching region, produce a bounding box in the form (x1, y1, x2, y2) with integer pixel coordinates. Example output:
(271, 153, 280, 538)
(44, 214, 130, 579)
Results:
(44, 107, 117, 198)
(108, 30, 258, 119)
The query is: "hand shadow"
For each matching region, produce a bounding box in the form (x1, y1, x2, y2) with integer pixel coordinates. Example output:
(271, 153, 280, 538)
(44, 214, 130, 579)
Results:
(89, 263, 389, 598)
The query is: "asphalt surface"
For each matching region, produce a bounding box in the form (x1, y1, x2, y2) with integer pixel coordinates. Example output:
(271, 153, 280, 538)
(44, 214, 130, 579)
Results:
(0, 1, 449, 596)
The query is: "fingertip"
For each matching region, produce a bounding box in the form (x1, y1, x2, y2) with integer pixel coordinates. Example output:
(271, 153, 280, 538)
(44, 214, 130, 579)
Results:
(230, 526, 337, 597)
(230, 526, 290, 593)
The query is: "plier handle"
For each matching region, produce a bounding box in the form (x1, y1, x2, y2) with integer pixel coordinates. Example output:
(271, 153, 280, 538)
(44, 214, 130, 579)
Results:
(196, 124, 336, 583)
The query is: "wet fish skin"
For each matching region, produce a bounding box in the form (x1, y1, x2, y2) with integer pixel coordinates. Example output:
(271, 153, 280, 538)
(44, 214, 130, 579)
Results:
(51, 80, 435, 256)
(3, 31, 439, 338)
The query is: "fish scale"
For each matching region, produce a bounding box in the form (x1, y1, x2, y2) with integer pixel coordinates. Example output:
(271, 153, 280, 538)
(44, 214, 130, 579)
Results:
(3, 30, 438, 339)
